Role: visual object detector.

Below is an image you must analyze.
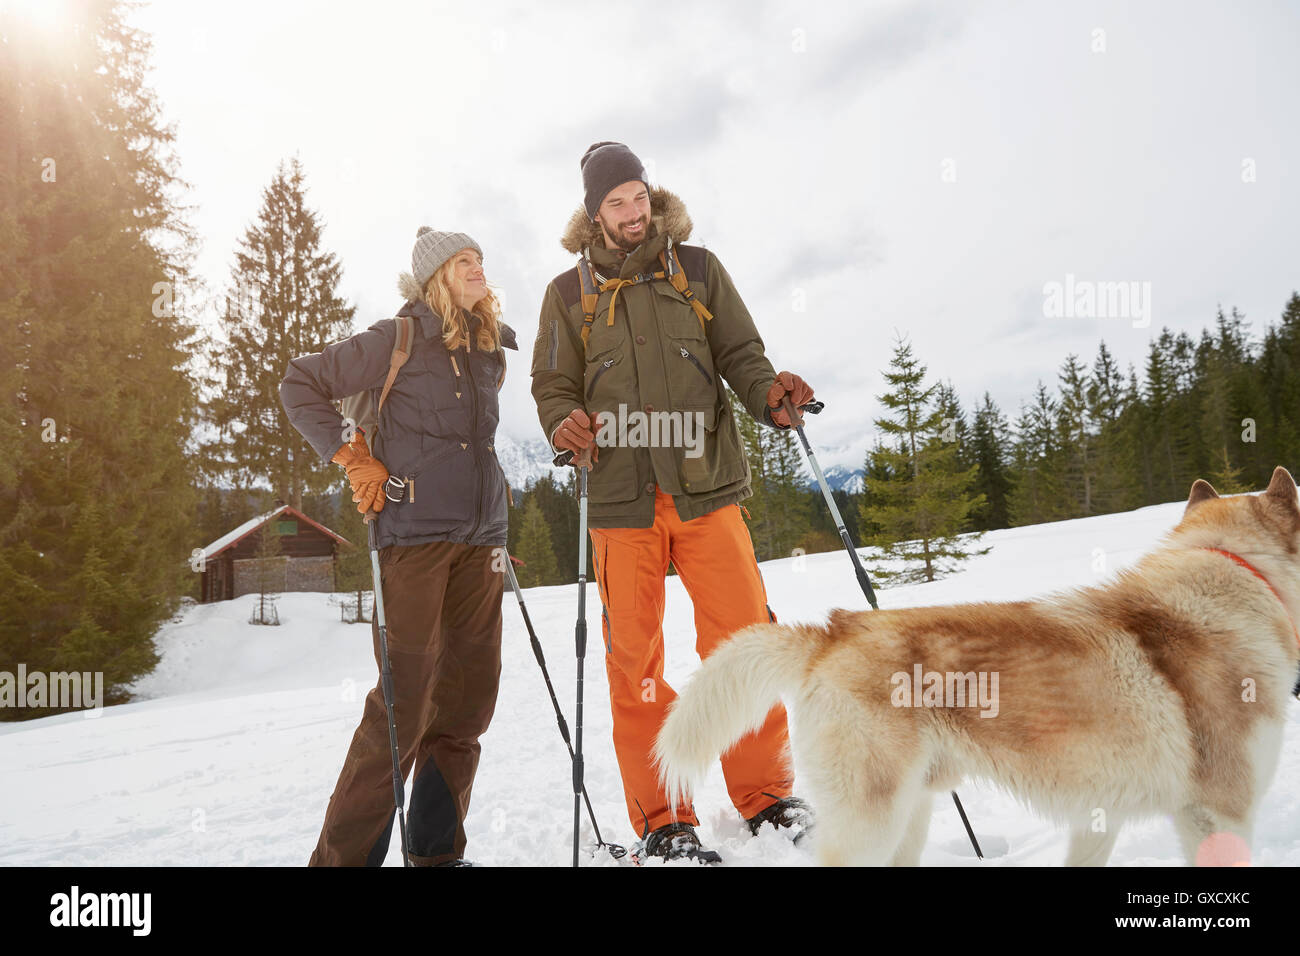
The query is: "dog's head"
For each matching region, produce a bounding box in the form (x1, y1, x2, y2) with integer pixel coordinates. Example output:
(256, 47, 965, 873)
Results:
(1175, 466, 1300, 554)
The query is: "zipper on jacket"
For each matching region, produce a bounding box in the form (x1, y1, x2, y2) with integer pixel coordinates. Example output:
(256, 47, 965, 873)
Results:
(586, 357, 615, 399)
(464, 343, 485, 543)
(449, 353, 463, 399)
(678, 346, 713, 386)
(602, 607, 612, 654)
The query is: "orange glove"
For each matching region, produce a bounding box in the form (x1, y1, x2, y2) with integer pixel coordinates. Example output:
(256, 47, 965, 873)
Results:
(330, 428, 390, 514)
(553, 408, 600, 464)
(766, 371, 815, 427)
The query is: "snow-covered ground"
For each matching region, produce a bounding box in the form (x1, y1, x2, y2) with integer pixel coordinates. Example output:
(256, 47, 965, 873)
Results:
(2, 497, 1298, 866)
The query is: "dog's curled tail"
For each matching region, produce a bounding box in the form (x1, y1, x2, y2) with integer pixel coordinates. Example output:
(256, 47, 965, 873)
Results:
(653, 621, 821, 810)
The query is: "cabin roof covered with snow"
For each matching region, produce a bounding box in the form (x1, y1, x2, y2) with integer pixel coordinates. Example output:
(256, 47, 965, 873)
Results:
(200, 505, 352, 559)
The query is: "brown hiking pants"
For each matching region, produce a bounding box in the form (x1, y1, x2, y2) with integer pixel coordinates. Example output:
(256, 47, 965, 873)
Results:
(308, 540, 503, 866)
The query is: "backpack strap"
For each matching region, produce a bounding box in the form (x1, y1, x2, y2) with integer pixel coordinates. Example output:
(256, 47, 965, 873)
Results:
(660, 236, 713, 332)
(575, 237, 714, 351)
(376, 315, 416, 416)
(576, 249, 601, 348)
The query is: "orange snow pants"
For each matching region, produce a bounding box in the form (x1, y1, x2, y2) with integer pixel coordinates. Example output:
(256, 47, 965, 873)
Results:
(588, 487, 793, 837)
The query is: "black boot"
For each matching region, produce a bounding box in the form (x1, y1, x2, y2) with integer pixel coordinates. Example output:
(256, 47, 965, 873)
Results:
(745, 796, 813, 843)
(638, 822, 722, 865)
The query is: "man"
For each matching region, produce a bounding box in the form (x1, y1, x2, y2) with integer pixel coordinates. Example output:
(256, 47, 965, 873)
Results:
(530, 142, 816, 862)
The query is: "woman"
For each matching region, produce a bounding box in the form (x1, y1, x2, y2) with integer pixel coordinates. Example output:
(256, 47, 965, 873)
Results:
(280, 226, 517, 866)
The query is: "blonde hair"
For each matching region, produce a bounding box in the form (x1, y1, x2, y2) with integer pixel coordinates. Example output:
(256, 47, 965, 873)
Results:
(423, 253, 503, 354)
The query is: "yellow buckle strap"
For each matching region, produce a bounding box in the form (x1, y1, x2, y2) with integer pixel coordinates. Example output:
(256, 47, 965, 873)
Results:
(660, 250, 714, 332)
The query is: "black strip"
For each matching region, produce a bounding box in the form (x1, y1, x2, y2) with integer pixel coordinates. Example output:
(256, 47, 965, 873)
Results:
(407, 760, 458, 858)
(553, 268, 581, 309)
(365, 810, 396, 867)
(674, 244, 709, 286)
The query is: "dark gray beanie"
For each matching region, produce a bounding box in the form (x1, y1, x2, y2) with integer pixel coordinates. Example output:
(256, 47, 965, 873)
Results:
(580, 142, 649, 221)
(411, 226, 482, 289)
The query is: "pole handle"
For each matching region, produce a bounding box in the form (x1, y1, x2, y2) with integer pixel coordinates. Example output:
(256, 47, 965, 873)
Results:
(553, 446, 594, 468)
(778, 396, 825, 427)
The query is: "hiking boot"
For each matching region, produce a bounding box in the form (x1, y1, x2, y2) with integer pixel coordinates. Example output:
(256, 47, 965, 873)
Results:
(639, 822, 722, 865)
(746, 796, 813, 843)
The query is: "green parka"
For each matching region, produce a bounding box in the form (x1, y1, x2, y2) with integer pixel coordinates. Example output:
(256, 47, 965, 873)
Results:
(530, 187, 782, 528)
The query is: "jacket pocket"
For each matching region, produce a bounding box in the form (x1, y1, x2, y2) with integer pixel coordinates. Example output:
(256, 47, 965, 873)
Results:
(651, 281, 707, 340)
(585, 443, 640, 504)
(653, 284, 717, 410)
(680, 400, 749, 491)
(592, 532, 639, 612)
(398, 439, 474, 528)
(583, 347, 639, 505)
(585, 350, 623, 401)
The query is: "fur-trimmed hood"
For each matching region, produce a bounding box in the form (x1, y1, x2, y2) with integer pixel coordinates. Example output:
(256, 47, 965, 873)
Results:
(396, 270, 425, 303)
(560, 186, 693, 254)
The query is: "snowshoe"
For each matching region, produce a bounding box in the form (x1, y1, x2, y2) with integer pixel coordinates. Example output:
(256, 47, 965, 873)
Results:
(633, 822, 722, 865)
(746, 796, 813, 844)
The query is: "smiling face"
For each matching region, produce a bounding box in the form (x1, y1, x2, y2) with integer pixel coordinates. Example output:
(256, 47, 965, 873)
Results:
(447, 248, 487, 311)
(594, 180, 652, 251)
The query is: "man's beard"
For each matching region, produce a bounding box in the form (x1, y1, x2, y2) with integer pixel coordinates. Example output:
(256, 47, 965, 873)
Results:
(608, 215, 650, 251)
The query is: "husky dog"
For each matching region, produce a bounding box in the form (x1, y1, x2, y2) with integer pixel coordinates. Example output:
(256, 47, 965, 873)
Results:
(655, 468, 1300, 866)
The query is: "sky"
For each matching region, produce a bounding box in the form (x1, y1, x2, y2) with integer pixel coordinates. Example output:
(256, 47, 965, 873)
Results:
(112, 0, 1300, 471)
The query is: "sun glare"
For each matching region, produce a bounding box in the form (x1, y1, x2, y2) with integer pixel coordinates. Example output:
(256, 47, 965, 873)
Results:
(0, 0, 72, 35)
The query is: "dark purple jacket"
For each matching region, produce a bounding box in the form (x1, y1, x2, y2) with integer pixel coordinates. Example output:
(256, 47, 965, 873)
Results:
(280, 297, 518, 550)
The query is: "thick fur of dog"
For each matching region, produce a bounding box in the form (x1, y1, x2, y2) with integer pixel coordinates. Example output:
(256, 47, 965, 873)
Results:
(655, 467, 1300, 866)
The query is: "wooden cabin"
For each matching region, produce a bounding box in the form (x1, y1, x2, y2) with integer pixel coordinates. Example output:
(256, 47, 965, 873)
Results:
(196, 504, 353, 603)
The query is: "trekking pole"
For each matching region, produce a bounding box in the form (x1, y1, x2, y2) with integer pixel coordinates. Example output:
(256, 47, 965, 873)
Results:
(780, 396, 984, 860)
(365, 511, 411, 867)
(557, 445, 594, 867)
(501, 544, 626, 860)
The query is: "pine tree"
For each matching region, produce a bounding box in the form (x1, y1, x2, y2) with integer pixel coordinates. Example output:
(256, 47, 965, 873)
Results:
(1207, 445, 1251, 495)
(1142, 328, 1201, 502)
(1056, 353, 1096, 516)
(515, 498, 559, 587)
(860, 336, 988, 583)
(509, 473, 578, 585)
(1257, 294, 1300, 486)
(1008, 382, 1067, 526)
(858, 436, 897, 542)
(1213, 306, 1267, 487)
(969, 393, 1012, 530)
(1085, 340, 1133, 514)
(761, 423, 809, 560)
(1, 0, 200, 713)
(729, 389, 806, 560)
(1114, 365, 1155, 505)
(205, 157, 356, 512)
(933, 381, 974, 471)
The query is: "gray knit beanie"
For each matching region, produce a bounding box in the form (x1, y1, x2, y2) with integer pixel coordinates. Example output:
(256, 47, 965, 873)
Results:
(411, 226, 483, 289)
(580, 142, 649, 221)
